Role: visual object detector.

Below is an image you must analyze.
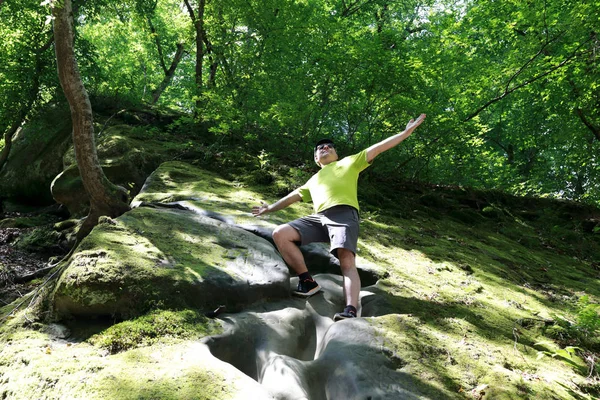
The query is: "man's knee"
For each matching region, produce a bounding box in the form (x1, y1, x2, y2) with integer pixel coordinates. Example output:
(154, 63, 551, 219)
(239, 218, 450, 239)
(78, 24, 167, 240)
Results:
(272, 224, 299, 245)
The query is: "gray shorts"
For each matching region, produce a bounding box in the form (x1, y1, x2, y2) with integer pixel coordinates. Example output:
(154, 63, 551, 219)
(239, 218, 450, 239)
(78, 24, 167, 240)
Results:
(288, 205, 360, 257)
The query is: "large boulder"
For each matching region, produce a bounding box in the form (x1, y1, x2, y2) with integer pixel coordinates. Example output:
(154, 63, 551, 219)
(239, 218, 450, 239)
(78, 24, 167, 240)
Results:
(52, 161, 292, 318)
(0, 105, 72, 205)
(52, 206, 289, 318)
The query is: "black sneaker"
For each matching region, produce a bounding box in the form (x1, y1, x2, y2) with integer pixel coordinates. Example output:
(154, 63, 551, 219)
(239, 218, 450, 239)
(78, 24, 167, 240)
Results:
(333, 306, 357, 321)
(292, 278, 321, 297)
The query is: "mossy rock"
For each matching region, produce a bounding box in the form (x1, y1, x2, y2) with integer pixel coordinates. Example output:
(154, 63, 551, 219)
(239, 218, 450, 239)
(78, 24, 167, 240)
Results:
(14, 226, 63, 255)
(0, 105, 73, 204)
(482, 206, 505, 220)
(0, 214, 57, 229)
(0, 315, 270, 400)
(52, 161, 291, 319)
(52, 207, 289, 319)
(51, 125, 178, 216)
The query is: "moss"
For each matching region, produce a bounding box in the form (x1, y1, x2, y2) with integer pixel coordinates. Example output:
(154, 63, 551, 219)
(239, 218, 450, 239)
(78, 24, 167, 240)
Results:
(14, 225, 62, 254)
(88, 309, 222, 354)
(447, 208, 485, 225)
(90, 365, 233, 400)
(0, 320, 235, 400)
(0, 214, 57, 229)
(482, 206, 505, 219)
(354, 190, 599, 398)
(245, 169, 275, 185)
(372, 314, 585, 399)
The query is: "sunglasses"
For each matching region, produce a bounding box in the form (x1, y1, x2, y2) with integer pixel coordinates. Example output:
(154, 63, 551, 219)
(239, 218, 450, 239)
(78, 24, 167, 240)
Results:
(316, 143, 335, 151)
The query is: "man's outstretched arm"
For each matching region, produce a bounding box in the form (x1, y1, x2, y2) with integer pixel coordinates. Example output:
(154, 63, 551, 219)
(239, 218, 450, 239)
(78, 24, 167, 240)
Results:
(366, 114, 426, 163)
(252, 192, 302, 217)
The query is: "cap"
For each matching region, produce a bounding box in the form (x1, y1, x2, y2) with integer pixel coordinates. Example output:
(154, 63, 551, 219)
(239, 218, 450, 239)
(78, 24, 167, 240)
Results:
(314, 138, 335, 152)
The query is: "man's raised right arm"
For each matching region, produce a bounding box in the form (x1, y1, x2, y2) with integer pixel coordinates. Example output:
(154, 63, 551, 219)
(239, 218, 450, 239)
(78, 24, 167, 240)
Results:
(252, 191, 302, 217)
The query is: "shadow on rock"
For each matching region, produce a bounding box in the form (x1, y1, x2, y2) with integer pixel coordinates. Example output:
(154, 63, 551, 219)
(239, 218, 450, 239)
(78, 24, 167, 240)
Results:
(203, 276, 454, 399)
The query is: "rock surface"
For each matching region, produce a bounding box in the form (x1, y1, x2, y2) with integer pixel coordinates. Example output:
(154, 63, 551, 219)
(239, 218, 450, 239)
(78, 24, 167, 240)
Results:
(203, 274, 439, 399)
(50, 160, 428, 398)
(0, 105, 72, 204)
(52, 206, 290, 318)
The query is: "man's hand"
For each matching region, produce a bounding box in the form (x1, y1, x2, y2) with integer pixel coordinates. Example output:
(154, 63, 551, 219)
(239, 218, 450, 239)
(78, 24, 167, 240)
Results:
(252, 201, 270, 217)
(252, 193, 301, 216)
(366, 113, 426, 163)
(404, 114, 426, 136)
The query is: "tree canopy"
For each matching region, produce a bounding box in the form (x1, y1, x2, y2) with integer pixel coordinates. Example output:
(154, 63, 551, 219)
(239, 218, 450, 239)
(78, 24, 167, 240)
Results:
(2, 0, 599, 205)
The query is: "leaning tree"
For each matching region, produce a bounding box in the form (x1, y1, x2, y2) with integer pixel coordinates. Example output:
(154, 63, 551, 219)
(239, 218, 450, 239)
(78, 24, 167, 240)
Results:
(52, 0, 130, 241)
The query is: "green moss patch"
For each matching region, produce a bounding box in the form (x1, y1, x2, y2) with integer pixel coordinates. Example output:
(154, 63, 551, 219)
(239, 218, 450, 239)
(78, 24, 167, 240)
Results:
(89, 363, 234, 400)
(88, 309, 222, 354)
(132, 160, 312, 227)
(351, 188, 600, 398)
(13, 226, 63, 254)
(0, 214, 58, 229)
(372, 314, 586, 399)
(0, 315, 243, 400)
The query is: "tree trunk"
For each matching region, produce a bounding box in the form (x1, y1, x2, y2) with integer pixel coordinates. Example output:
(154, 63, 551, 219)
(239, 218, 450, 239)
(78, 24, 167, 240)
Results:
(151, 42, 186, 104)
(202, 32, 217, 87)
(52, 0, 129, 241)
(184, 0, 206, 111)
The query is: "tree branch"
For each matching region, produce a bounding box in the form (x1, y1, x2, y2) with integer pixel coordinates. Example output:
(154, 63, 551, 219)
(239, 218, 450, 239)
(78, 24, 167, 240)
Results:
(341, 0, 376, 17)
(147, 17, 168, 74)
(465, 38, 592, 122)
(183, 0, 195, 21)
(483, 133, 511, 155)
(576, 109, 600, 142)
(39, 31, 55, 53)
(504, 33, 563, 93)
(151, 42, 186, 104)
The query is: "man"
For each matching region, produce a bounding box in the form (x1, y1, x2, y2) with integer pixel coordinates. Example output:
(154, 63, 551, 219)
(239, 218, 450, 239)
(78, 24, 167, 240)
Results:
(253, 114, 426, 321)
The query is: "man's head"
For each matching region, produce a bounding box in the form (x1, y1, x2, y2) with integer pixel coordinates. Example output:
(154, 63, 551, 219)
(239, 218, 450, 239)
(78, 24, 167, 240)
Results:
(314, 138, 338, 167)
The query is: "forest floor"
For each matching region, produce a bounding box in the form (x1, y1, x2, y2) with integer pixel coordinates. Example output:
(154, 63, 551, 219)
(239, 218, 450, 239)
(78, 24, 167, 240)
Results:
(1, 168, 600, 399)
(0, 225, 47, 307)
(0, 208, 68, 309)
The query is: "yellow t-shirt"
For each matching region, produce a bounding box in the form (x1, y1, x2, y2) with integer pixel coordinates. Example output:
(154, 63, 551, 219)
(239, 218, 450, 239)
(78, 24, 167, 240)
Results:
(295, 149, 371, 213)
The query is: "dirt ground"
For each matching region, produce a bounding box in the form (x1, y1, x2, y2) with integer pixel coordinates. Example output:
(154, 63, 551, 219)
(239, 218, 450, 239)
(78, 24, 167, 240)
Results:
(0, 225, 54, 307)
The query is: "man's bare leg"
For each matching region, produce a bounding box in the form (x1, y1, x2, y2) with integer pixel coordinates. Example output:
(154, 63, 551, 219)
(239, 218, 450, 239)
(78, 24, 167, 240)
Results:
(273, 224, 320, 297)
(337, 248, 360, 309)
(272, 224, 308, 275)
